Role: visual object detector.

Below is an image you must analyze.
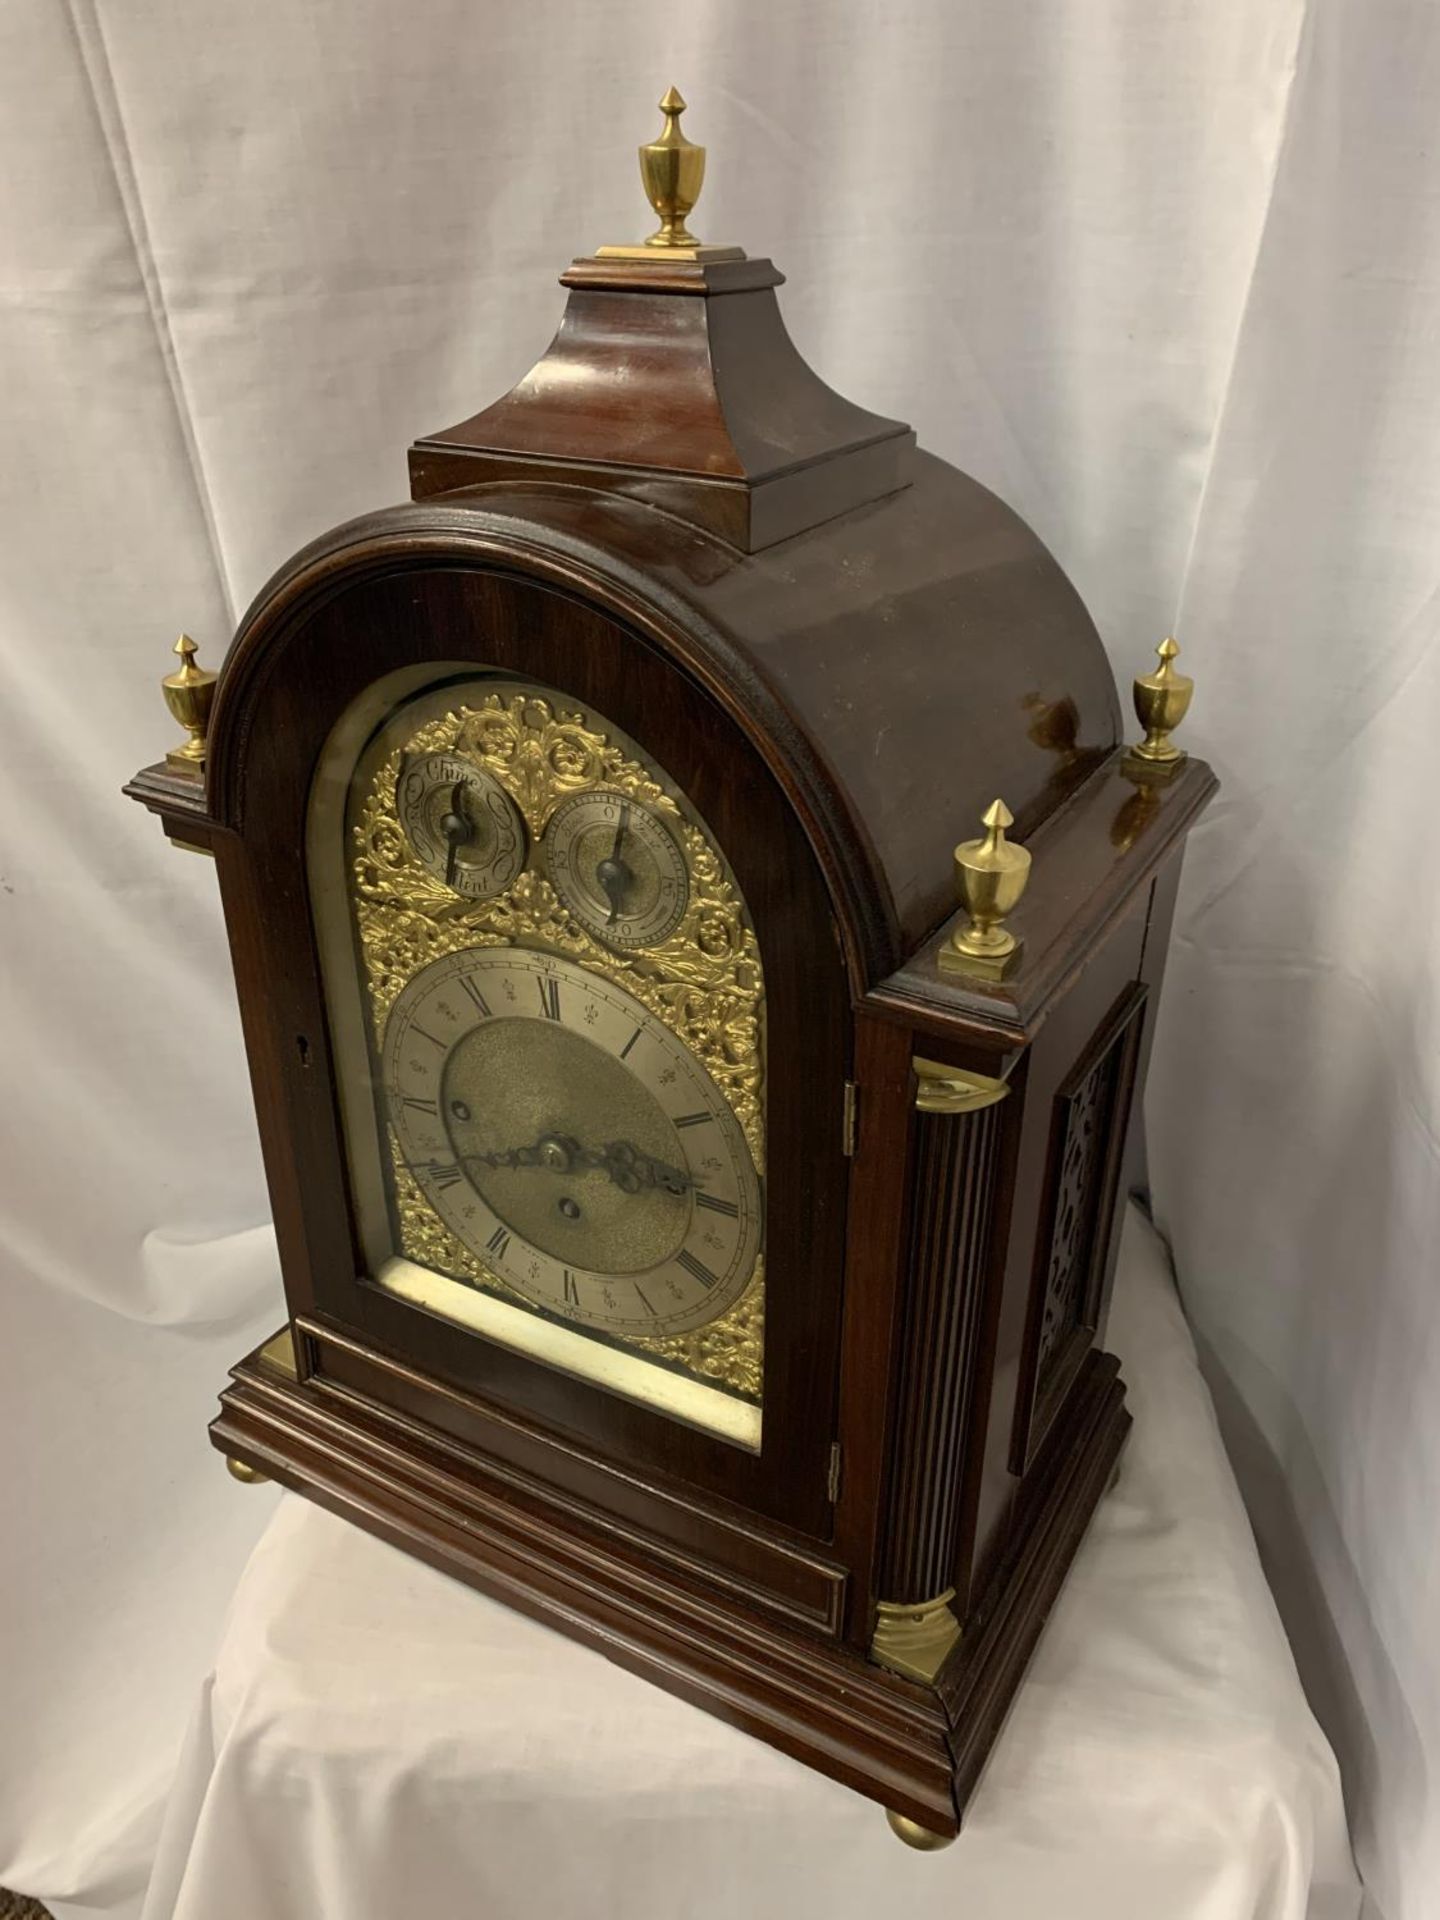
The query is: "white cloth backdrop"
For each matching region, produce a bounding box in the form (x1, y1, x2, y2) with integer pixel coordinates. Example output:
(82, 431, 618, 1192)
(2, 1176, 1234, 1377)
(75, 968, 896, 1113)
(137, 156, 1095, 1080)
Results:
(133, 1214, 1360, 1920)
(1, 2, 1434, 1917)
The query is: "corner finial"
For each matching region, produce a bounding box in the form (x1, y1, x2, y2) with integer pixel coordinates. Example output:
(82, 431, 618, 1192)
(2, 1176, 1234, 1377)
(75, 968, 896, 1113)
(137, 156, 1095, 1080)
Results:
(595, 89, 744, 265)
(161, 631, 218, 777)
(937, 797, 1033, 982)
(1128, 635, 1194, 767)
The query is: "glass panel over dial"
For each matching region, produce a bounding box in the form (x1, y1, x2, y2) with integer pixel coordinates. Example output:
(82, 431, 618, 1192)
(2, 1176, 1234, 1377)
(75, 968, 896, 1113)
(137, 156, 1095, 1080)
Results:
(308, 670, 765, 1448)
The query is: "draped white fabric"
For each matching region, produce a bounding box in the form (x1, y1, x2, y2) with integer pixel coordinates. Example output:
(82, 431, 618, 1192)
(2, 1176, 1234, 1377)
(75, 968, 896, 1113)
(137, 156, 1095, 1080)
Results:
(1, 2, 1432, 1916)
(127, 1214, 1360, 1920)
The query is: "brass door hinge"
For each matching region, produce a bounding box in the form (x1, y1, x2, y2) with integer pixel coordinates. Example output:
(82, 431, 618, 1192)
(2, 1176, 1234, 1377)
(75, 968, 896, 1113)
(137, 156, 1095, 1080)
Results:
(827, 1441, 843, 1504)
(842, 1080, 858, 1157)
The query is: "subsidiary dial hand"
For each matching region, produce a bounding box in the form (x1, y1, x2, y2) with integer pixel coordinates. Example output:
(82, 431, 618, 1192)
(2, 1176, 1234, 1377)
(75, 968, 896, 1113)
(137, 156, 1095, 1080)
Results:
(440, 778, 472, 888)
(595, 801, 634, 925)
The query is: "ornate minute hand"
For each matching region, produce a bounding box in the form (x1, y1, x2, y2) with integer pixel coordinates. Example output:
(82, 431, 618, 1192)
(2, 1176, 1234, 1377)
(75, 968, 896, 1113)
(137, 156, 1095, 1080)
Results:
(594, 1138, 693, 1196)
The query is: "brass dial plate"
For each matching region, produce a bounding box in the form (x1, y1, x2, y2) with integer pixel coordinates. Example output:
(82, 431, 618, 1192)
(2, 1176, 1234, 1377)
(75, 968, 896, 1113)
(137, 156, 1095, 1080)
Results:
(310, 672, 768, 1417)
(385, 946, 761, 1336)
(544, 789, 689, 948)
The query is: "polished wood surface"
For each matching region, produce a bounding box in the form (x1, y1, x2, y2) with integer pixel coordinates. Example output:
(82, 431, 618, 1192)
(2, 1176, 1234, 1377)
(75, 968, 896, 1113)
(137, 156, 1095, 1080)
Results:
(209, 561, 850, 1538)
(213, 1304, 1128, 1839)
(213, 470, 1124, 991)
(410, 255, 911, 551)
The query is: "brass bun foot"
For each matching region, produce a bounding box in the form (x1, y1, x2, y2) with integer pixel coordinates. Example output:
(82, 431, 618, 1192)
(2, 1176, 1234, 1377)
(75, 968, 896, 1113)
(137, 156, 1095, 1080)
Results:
(885, 1810, 956, 1851)
(226, 1456, 270, 1485)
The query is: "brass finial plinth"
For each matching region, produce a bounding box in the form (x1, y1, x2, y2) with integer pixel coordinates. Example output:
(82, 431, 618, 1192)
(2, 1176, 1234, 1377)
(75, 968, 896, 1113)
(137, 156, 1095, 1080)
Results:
(1128, 636, 1193, 767)
(596, 88, 744, 264)
(162, 633, 217, 777)
(937, 799, 1032, 981)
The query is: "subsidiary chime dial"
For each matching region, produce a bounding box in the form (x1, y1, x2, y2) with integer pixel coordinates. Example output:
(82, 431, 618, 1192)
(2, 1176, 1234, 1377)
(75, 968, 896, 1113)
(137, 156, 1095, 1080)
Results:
(544, 790, 689, 948)
(397, 751, 527, 899)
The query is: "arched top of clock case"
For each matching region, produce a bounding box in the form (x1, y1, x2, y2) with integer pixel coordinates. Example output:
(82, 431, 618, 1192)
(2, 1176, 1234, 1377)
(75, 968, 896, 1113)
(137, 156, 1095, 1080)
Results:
(208, 453, 1119, 992)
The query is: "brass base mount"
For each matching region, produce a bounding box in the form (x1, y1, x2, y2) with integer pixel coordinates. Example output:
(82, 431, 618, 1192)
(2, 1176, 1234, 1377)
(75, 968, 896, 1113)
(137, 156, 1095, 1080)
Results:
(869, 1588, 962, 1686)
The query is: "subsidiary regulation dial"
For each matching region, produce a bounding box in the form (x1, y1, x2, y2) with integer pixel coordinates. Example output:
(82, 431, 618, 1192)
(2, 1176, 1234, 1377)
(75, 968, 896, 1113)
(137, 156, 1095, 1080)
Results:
(397, 752, 527, 900)
(544, 790, 689, 948)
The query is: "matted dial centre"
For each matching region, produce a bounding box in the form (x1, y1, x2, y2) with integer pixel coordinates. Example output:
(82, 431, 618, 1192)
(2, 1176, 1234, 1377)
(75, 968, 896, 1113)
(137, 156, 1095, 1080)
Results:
(443, 1019, 689, 1273)
(383, 945, 761, 1337)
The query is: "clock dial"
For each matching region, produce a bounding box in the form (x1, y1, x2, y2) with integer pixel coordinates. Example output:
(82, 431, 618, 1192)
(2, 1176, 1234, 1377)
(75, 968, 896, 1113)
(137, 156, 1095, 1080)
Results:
(310, 669, 767, 1437)
(384, 947, 761, 1336)
(543, 789, 689, 948)
(396, 750, 527, 899)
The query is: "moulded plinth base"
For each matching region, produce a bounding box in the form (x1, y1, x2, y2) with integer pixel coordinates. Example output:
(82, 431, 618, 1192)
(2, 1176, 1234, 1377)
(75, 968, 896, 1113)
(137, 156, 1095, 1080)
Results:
(212, 1331, 1129, 1840)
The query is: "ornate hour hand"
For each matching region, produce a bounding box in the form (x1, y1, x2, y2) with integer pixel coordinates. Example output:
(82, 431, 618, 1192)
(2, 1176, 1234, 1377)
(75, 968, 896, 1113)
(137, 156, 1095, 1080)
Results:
(461, 1130, 693, 1196)
(440, 778, 473, 888)
(595, 800, 634, 925)
(465, 1132, 580, 1175)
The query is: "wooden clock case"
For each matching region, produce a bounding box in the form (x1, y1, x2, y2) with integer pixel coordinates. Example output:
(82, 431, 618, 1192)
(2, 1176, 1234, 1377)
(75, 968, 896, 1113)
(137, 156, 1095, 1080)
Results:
(128, 246, 1215, 1843)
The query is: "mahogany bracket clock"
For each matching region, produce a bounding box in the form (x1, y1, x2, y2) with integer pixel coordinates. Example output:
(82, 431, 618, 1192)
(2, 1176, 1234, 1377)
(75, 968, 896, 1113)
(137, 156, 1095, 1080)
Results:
(126, 93, 1215, 1847)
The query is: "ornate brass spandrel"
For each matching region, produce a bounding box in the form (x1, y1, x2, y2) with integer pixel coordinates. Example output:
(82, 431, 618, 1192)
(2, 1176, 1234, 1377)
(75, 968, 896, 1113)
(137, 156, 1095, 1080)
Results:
(349, 690, 764, 1403)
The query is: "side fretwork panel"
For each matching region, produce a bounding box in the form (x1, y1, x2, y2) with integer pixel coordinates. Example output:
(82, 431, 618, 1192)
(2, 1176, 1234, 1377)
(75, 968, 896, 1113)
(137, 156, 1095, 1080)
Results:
(957, 868, 1176, 1618)
(1009, 983, 1147, 1476)
(874, 849, 1187, 1647)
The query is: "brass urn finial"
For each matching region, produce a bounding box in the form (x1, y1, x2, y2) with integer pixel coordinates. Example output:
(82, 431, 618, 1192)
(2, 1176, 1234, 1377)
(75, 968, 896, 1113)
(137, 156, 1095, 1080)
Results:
(595, 90, 744, 264)
(642, 87, 704, 249)
(938, 798, 1033, 981)
(1128, 635, 1194, 767)
(161, 632, 218, 777)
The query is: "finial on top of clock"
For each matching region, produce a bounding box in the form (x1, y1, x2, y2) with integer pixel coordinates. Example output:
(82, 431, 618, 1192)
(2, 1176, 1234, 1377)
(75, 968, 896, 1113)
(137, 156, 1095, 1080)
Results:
(596, 88, 746, 264)
(937, 798, 1032, 981)
(1127, 635, 1194, 768)
(161, 632, 218, 778)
